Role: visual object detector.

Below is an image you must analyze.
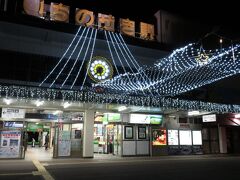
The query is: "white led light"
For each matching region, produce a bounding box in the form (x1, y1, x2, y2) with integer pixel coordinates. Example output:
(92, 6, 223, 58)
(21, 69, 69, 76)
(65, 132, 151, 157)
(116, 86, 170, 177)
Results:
(118, 106, 127, 111)
(63, 102, 71, 108)
(3, 98, 12, 105)
(35, 100, 44, 107)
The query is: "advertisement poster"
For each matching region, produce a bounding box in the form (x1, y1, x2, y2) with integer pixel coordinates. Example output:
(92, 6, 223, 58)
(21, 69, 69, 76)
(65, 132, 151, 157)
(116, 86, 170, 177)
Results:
(138, 127, 146, 139)
(168, 130, 179, 145)
(124, 126, 133, 139)
(0, 131, 21, 158)
(192, 131, 202, 145)
(152, 129, 167, 145)
(58, 131, 71, 156)
(179, 130, 192, 145)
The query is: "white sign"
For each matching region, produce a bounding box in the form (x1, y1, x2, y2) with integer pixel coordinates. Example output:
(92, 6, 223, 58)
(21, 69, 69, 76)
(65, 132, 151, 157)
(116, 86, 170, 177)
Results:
(130, 114, 150, 124)
(202, 114, 216, 122)
(179, 130, 192, 145)
(192, 131, 202, 145)
(2, 108, 26, 118)
(168, 130, 179, 145)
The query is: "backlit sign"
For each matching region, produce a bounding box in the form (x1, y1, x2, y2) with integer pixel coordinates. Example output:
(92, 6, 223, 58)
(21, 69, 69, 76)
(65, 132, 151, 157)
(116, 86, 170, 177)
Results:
(202, 114, 216, 122)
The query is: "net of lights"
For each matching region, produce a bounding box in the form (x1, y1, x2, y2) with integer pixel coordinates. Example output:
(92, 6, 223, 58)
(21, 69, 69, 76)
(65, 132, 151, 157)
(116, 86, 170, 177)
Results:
(98, 42, 240, 96)
(37, 24, 240, 101)
(1, 85, 240, 113)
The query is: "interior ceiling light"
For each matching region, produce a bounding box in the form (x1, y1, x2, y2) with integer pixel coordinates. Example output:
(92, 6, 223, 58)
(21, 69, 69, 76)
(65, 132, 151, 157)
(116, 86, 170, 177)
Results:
(3, 98, 12, 105)
(63, 102, 71, 108)
(35, 100, 44, 107)
(118, 106, 127, 111)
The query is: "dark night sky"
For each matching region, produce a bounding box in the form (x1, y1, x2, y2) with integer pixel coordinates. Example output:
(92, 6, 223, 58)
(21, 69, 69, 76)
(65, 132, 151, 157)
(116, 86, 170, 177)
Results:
(47, 0, 239, 24)
(45, 0, 240, 41)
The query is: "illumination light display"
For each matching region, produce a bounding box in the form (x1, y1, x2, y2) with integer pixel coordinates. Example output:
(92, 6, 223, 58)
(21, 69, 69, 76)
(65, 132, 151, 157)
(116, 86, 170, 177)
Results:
(1, 85, 240, 113)
(98, 42, 240, 97)
(88, 56, 113, 82)
(34, 25, 240, 113)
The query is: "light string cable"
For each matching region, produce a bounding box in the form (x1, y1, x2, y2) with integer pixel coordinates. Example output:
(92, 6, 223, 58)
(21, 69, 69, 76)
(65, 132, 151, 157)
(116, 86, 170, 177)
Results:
(101, 43, 195, 95)
(110, 31, 147, 95)
(49, 26, 87, 88)
(114, 32, 155, 95)
(107, 31, 139, 91)
(39, 26, 82, 87)
(61, 27, 91, 88)
(153, 44, 240, 96)
(118, 34, 155, 89)
(81, 28, 98, 91)
(70, 28, 95, 89)
(103, 30, 124, 91)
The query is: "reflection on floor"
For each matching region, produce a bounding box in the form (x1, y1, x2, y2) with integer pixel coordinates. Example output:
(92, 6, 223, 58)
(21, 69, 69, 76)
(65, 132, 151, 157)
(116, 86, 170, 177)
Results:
(25, 145, 53, 161)
(94, 153, 122, 160)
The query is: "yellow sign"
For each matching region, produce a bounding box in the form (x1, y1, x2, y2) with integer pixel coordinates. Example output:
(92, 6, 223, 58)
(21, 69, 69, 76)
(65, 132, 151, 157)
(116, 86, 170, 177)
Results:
(98, 13, 115, 31)
(23, 0, 44, 18)
(50, 3, 69, 22)
(140, 22, 155, 40)
(75, 9, 95, 27)
(120, 18, 135, 37)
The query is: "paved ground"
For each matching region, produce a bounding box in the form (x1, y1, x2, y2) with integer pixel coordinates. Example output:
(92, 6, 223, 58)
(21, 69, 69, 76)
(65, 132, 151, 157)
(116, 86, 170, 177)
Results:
(1, 154, 240, 180)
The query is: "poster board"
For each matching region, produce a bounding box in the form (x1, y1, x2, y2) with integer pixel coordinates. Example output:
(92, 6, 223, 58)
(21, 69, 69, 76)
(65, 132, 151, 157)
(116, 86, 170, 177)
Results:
(58, 131, 71, 156)
(152, 129, 167, 145)
(0, 131, 21, 158)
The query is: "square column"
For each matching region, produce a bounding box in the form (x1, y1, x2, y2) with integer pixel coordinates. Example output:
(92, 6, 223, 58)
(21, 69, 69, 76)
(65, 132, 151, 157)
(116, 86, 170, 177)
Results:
(83, 110, 95, 158)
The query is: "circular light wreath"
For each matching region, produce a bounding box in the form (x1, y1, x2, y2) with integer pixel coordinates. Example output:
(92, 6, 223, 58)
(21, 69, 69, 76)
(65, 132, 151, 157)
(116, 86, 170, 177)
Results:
(88, 56, 113, 82)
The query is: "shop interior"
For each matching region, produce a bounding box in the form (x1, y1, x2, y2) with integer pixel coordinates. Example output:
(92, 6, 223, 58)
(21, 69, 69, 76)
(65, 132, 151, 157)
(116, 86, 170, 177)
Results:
(94, 112, 122, 156)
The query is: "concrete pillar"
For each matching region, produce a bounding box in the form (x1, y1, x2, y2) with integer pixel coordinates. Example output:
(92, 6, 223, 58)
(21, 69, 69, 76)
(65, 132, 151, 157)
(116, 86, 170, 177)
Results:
(83, 110, 95, 158)
(218, 126, 227, 153)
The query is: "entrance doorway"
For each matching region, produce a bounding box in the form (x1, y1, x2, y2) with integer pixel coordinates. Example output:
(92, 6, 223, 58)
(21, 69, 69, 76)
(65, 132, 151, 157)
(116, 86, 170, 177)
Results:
(24, 122, 54, 161)
(94, 112, 122, 156)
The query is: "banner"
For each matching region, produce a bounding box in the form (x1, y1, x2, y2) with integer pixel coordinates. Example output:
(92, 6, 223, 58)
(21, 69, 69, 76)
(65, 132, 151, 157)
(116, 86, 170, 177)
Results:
(0, 131, 21, 158)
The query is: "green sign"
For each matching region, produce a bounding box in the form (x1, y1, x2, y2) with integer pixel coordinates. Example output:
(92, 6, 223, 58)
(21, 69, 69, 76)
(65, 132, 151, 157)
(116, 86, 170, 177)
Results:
(149, 115, 163, 125)
(27, 123, 43, 132)
(105, 113, 121, 122)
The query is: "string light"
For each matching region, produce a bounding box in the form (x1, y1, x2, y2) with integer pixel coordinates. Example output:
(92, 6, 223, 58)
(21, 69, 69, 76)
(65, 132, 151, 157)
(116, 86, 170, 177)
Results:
(39, 26, 82, 87)
(1, 85, 240, 113)
(61, 27, 91, 88)
(98, 43, 240, 96)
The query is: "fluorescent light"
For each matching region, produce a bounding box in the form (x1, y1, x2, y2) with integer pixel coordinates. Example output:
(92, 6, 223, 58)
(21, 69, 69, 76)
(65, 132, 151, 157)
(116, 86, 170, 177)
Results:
(235, 114, 240, 118)
(118, 106, 127, 111)
(53, 110, 62, 115)
(35, 100, 44, 107)
(63, 102, 71, 108)
(3, 98, 12, 105)
(188, 111, 200, 116)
